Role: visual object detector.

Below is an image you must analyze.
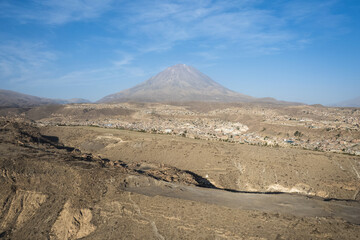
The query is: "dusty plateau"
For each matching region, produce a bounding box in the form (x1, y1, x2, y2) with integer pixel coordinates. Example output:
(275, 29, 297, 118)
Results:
(1, 102, 360, 239)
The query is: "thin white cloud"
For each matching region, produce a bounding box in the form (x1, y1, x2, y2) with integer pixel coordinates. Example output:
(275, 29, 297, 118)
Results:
(1, 0, 114, 25)
(112, 55, 134, 67)
(1, 0, 346, 52)
(42, 65, 146, 87)
(26, 51, 146, 86)
(283, 0, 341, 23)
(0, 41, 57, 83)
(112, 0, 344, 54)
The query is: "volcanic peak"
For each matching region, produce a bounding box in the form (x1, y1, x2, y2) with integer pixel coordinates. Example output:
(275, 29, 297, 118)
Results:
(98, 64, 253, 103)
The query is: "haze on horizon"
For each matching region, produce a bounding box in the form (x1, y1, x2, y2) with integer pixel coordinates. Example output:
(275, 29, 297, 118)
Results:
(0, 0, 359, 105)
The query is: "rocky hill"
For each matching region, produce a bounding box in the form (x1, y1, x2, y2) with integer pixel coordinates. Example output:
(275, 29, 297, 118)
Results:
(0, 89, 90, 107)
(0, 89, 58, 107)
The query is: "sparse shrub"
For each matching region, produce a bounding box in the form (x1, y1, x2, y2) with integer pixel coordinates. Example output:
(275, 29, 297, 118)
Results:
(294, 131, 303, 137)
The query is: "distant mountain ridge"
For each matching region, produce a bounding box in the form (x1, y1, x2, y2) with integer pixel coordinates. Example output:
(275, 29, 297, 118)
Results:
(54, 98, 92, 104)
(99, 64, 257, 103)
(0, 89, 90, 108)
(332, 96, 360, 108)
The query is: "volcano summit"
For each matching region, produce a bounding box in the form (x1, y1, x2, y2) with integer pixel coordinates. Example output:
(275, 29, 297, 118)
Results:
(98, 64, 255, 103)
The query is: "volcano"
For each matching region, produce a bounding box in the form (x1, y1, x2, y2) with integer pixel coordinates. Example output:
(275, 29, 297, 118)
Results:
(98, 64, 256, 103)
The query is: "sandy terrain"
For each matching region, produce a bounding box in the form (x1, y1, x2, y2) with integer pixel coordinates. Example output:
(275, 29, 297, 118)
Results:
(43, 126, 360, 200)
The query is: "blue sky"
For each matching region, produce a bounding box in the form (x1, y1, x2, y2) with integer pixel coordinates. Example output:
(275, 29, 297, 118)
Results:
(0, 0, 359, 104)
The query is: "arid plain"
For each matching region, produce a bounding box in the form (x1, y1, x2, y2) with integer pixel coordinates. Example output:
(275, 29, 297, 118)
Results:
(1, 102, 360, 239)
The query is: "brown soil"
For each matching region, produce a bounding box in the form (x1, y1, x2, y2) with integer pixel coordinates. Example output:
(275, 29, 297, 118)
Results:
(1, 117, 360, 239)
(43, 126, 360, 200)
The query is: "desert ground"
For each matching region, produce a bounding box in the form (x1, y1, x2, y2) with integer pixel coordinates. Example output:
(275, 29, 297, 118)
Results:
(1, 102, 360, 239)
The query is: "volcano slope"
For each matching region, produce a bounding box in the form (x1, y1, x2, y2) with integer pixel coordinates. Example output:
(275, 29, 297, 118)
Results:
(1, 117, 360, 239)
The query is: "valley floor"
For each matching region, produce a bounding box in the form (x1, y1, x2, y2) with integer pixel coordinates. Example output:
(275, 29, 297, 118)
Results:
(1, 118, 360, 239)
